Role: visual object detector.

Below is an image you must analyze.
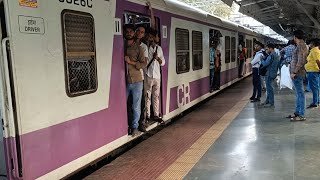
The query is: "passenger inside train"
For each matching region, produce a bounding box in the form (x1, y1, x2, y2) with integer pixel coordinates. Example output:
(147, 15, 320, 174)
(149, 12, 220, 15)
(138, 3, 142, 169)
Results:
(209, 30, 222, 92)
(124, 2, 164, 136)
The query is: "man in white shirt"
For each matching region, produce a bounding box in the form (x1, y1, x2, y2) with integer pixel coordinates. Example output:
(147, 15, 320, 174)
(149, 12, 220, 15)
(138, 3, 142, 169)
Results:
(145, 29, 165, 123)
(135, 25, 149, 132)
(250, 41, 264, 102)
(135, 25, 149, 78)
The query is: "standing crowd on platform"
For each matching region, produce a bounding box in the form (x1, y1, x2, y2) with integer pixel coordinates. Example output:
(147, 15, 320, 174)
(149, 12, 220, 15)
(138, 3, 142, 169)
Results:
(249, 30, 320, 121)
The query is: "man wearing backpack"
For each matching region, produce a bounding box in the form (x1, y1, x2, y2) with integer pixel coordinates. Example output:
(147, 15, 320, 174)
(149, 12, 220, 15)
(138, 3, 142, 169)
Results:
(144, 29, 165, 124)
(261, 43, 280, 107)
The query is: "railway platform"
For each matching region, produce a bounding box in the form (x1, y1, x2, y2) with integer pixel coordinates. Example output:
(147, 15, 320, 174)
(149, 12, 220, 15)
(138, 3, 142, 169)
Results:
(81, 77, 320, 180)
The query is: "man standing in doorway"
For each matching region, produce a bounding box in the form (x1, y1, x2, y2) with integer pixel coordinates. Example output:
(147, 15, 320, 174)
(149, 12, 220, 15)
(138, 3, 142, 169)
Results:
(212, 41, 221, 90)
(144, 29, 165, 123)
(124, 24, 147, 136)
(135, 25, 149, 132)
(238, 42, 247, 78)
(288, 30, 308, 121)
(250, 42, 263, 102)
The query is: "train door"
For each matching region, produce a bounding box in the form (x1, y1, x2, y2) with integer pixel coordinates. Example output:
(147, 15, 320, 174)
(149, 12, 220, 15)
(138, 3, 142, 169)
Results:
(0, 1, 8, 178)
(123, 11, 162, 131)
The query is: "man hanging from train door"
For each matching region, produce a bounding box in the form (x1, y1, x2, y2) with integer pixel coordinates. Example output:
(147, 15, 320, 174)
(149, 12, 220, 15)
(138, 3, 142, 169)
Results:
(144, 2, 165, 124)
(134, 25, 149, 132)
(144, 28, 165, 124)
(124, 24, 147, 137)
(212, 38, 222, 91)
(238, 41, 247, 78)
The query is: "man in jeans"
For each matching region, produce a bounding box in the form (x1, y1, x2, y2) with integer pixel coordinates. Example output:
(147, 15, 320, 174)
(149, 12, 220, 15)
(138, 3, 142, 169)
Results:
(288, 30, 308, 121)
(261, 43, 280, 107)
(305, 39, 320, 108)
(250, 42, 264, 102)
(124, 24, 147, 136)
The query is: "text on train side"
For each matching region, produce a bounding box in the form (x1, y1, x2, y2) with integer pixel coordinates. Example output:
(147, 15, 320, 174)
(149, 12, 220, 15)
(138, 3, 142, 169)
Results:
(59, 0, 93, 8)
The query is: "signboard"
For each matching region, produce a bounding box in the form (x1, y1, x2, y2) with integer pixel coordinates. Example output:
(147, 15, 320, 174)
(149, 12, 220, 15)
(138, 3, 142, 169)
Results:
(18, 16, 45, 34)
(19, 0, 38, 8)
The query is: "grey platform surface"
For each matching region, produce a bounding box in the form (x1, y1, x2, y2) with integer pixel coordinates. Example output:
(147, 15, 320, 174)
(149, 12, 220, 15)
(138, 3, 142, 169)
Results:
(185, 82, 320, 180)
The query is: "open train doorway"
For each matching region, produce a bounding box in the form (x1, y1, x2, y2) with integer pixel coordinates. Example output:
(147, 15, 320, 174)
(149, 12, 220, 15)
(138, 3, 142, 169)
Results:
(0, 1, 8, 178)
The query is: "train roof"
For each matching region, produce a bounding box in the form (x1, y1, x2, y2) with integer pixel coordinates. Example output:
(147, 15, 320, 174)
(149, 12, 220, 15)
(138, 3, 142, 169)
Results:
(132, 0, 282, 42)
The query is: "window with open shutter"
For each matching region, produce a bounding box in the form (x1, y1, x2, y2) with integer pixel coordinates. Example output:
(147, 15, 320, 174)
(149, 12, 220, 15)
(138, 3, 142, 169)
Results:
(192, 31, 203, 70)
(62, 10, 97, 97)
(225, 36, 231, 63)
(176, 28, 190, 74)
(231, 37, 236, 62)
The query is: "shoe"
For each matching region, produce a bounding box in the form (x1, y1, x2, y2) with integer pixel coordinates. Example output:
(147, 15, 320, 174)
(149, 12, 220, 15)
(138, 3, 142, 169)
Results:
(138, 124, 147, 132)
(260, 102, 269, 106)
(250, 96, 255, 101)
(251, 98, 260, 102)
(290, 116, 306, 122)
(305, 90, 310, 92)
(286, 113, 298, 119)
(154, 116, 165, 124)
(307, 104, 318, 109)
(210, 89, 214, 93)
(263, 104, 274, 108)
(131, 129, 140, 137)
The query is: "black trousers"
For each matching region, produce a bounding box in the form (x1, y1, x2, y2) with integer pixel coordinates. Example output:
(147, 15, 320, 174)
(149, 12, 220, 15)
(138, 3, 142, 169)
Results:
(252, 68, 262, 98)
(213, 69, 221, 89)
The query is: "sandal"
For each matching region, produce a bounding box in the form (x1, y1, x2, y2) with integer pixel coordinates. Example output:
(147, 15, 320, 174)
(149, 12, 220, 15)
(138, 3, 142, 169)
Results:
(286, 113, 298, 119)
(290, 116, 306, 122)
(154, 116, 165, 125)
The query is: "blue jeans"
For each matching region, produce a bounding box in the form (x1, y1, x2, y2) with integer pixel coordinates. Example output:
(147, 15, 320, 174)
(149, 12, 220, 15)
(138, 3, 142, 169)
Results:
(293, 76, 305, 116)
(210, 69, 214, 90)
(307, 72, 319, 105)
(306, 73, 311, 91)
(127, 81, 143, 129)
(252, 68, 261, 98)
(265, 76, 274, 105)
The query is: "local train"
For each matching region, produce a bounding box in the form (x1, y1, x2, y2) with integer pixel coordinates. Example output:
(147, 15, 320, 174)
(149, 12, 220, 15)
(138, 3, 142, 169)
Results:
(0, 0, 282, 179)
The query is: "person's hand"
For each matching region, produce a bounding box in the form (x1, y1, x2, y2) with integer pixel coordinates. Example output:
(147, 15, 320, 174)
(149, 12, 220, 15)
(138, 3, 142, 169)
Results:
(125, 56, 131, 64)
(290, 73, 296, 80)
(153, 53, 158, 59)
(146, 1, 152, 10)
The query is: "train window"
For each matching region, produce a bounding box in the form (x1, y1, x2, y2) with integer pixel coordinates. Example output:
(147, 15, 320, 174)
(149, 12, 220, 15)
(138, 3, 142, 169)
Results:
(61, 10, 98, 97)
(176, 28, 190, 74)
(231, 37, 236, 62)
(225, 36, 231, 63)
(192, 31, 203, 70)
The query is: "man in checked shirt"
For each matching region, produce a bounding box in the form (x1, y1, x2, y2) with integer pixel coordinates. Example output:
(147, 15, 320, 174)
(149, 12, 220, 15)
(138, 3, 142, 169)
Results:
(287, 30, 308, 121)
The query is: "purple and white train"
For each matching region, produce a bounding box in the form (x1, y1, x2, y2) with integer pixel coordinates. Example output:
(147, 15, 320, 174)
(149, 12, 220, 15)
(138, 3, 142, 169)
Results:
(0, 0, 282, 179)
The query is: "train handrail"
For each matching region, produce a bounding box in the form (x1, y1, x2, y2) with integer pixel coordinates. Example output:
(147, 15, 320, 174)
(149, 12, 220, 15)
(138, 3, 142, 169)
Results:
(0, 37, 14, 137)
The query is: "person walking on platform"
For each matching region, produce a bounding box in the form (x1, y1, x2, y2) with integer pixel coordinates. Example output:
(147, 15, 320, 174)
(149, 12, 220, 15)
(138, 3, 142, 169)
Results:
(260, 43, 280, 107)
(250, 42, 264, 102)
(287, 30, 308, 121)
(305, 39, 320, 108)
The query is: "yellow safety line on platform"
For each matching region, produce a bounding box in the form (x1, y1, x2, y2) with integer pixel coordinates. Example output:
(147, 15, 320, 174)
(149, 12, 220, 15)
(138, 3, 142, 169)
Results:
(157, 93, 251, 180)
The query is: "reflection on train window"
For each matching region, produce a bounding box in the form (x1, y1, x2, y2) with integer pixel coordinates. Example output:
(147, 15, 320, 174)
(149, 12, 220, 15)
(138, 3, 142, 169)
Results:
(176, 28, 190, 74)
(192, 31, 203, 70)
(225, 36, 231, 63)
(231, 37, 236, 62)
(62, 10, 97, 97)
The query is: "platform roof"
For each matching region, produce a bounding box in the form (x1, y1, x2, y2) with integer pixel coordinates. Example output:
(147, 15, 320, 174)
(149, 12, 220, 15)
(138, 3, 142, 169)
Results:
(225, 0, 320, 39)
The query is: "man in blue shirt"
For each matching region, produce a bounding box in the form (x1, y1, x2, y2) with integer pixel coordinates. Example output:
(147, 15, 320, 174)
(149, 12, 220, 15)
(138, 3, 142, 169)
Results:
(261, 43, 280, 107)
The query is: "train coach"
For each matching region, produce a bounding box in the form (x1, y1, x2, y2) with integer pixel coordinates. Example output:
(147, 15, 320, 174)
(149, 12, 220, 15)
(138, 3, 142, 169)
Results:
(0, 0, 282, 179)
